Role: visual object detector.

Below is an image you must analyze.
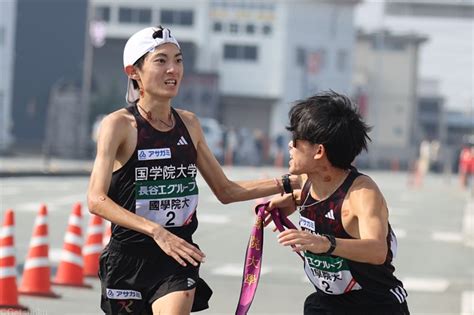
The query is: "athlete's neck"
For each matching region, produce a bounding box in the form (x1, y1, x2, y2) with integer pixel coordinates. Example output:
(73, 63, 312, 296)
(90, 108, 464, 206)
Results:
(136, 97, 173, 127)
(308, 168, 349, 201)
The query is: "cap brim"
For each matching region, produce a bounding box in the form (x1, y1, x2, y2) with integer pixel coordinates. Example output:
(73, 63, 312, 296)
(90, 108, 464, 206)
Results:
(126, 78, 139, 104)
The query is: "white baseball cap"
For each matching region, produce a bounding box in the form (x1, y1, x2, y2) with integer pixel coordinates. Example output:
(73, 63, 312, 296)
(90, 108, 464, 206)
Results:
(123, 26, 180, 104)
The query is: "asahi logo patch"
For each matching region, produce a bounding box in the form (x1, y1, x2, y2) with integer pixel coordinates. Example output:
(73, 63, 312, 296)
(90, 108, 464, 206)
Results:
(138, 148, 171, 161)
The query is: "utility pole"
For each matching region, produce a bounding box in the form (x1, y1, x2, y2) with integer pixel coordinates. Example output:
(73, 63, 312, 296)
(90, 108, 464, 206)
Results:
(78, 0, 93, 158)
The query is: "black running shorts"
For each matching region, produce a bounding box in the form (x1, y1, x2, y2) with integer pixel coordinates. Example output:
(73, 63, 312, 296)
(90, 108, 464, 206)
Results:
(304, 292, 410, 315)
(99, 238, 211, 315)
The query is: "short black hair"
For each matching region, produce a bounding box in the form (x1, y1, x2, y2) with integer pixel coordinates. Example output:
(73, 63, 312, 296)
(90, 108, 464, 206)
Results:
(287, 90, 372, 169)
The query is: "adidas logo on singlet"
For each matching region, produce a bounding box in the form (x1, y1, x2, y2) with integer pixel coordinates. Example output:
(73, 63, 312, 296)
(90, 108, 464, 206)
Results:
(177, 136, 188, 145)
(187, 278, 196, 287)
(325, 209, 335, 220)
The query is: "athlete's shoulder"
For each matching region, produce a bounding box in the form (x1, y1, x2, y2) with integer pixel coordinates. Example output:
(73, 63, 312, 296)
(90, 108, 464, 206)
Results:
(102, 107, 135, 130)
(350, 173, 381, 196)
(174, 108, 200, 128)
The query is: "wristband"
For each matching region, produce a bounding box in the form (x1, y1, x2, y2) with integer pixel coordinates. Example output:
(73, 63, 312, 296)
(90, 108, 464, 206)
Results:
(281, 174, 293, 194)
(323, 234, 336, 255)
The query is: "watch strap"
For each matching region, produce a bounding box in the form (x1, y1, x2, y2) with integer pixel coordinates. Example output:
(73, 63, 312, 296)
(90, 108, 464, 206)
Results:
(281, 174, 293, 194)
(323, 234, 336, 255)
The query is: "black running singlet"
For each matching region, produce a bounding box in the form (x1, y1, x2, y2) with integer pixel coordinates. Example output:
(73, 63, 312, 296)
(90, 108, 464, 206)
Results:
(108, 105, 199, 245)
(298, 167, 408, 307)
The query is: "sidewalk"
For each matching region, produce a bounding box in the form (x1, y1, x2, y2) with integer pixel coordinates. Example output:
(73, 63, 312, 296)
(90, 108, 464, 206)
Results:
(0, 155, 93, 177)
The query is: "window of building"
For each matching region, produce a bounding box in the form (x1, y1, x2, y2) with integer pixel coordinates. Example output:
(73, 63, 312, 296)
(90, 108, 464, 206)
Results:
(262, 24, 272, 35)
(138, 9, 152, 24)
(94, 6, 110, 22)
(160, 9, 194, 26)
(229, 23, 239, 33)
(245, 24, 255, 34)
(336, 49, 348, 72)
(296, 48, 306, 67)
(119, 7, 151, 24)
(372, 36, 406, 51)
(223, 44, 258, 61)
(213, 22, 223, 32)
(119, 8, 133, 23)
(161, 10, 174, 24)
(243, 45, 257, 60)
(181, 11, 193, 26)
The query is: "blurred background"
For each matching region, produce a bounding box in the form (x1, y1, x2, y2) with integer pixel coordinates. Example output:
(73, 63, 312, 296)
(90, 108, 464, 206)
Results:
(0, 0, 473, 314)
(0, 0, 472, 172)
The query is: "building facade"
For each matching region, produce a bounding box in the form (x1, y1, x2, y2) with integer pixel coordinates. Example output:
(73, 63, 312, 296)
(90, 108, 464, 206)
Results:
(10, 0, 88, 155)
(0, 0, 17, 152)
(352, 29, 427, 169)
(91, 0, 360, 139)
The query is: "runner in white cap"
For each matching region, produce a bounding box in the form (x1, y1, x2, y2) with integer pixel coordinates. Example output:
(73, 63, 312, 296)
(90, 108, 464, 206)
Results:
(87, 25, 298, 314)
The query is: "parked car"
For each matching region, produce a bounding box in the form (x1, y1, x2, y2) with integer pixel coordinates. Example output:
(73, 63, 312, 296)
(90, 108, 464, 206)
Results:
(200, 117, 224, 162)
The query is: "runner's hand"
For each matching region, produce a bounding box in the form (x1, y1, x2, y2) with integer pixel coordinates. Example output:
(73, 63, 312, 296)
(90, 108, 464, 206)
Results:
(152, 226, 206, 267)
(278, 229, 330, 254)
(263, 193, 297, 229)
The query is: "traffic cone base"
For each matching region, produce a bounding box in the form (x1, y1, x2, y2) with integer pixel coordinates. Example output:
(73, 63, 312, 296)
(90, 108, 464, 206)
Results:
(0, 304, 29, 311)
(19, 290, 61, 298)
(0, 209, 29, 311)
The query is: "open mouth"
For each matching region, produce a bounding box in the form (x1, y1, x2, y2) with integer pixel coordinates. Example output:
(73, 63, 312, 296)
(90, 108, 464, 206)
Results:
(164, 79, 177, 86)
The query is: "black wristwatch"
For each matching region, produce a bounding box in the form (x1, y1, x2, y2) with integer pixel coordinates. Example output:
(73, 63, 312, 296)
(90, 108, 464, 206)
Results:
(281, 174, 293, 194)
(323, 234, 336, 255)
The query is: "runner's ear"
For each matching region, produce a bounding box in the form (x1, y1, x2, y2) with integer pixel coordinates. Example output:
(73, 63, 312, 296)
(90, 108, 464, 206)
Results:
(314, 144, 324, 160)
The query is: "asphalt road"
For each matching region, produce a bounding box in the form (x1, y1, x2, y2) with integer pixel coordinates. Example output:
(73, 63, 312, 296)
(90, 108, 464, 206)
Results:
(1, 166, 473, 314)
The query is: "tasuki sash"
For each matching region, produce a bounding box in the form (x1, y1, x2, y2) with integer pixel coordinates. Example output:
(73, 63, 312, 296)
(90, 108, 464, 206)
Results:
(235, 202, 303, 315)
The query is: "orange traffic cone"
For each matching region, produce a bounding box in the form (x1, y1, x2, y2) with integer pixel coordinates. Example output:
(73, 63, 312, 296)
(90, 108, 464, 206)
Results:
(19, 204, 60, 297)
(0, 209, 29, 311)
(83, 214, 104, 277)
(103, 220, 111, 247)
(53, 203, 91, 288)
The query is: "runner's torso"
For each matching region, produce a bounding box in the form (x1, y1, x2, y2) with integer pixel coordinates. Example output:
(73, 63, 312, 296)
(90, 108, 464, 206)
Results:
(108, 105, 199, 245)
(299, 167, 407, 306)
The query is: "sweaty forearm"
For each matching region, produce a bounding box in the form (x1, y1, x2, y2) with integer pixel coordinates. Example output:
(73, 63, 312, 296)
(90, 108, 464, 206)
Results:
(220, 175, 300, 204)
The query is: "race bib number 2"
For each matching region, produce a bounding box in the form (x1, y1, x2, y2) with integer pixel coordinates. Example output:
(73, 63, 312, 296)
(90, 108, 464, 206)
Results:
(304, 252, 362, 295)
(135, 177, 198, 227)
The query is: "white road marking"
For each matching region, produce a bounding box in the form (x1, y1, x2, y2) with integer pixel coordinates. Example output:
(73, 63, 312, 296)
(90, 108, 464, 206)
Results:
(0, 186, 22, 196)
(431, 231, 463, 243)
(401, 277, 449, 292)
(463, 200, 474, 247)
(392, 228, 407, 239)
(211, 263, 271, 277)
(389, 207, 412, 216)
(199, 214, 230, 224)
(461, 291, 474, 315)
(9, 195, 87, 213)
